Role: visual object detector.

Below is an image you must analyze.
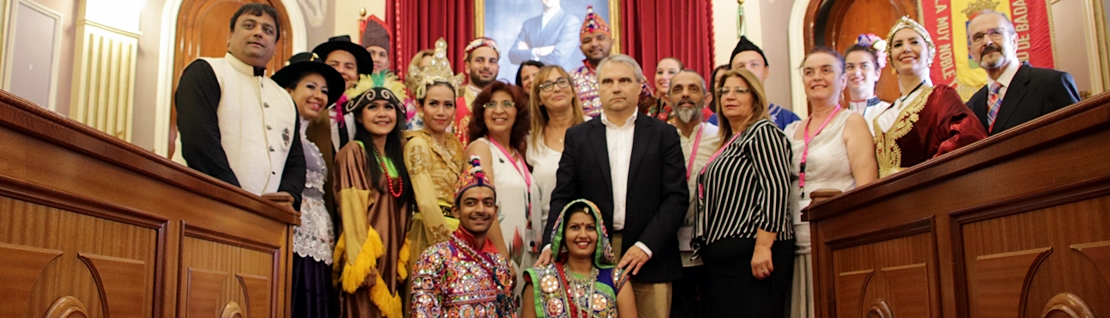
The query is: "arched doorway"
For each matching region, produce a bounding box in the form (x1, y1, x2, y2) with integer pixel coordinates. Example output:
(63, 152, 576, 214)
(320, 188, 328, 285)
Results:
(166, 0, 296, 158)
(801, 0, 918, 103)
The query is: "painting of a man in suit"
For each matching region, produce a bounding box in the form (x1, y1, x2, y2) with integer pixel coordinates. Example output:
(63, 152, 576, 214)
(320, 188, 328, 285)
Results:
(507, 0, 582, 67)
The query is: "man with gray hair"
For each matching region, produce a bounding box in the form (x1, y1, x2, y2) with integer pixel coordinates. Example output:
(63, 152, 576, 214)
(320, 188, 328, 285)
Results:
(537, 54, 689, 318)
(965, 10, 1079, 135)
(667, 70, 719, 317)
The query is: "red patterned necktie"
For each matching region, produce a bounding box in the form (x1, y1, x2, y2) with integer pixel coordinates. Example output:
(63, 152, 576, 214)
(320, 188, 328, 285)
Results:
(987, 82, 1003, 131)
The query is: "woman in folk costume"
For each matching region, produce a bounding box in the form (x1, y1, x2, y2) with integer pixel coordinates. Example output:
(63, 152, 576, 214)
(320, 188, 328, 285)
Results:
(872, 17, 987, 177)
(522, 199, 637, 318)
(844, 34, 892, 132)
(333, 86, 415, 318)
(272, 52, 347, 318)
(402, 38, 468, 283)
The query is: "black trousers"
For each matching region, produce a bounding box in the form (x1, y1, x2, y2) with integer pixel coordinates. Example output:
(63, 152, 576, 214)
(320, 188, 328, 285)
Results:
(700, 237, 795, 318)
(670, 264, 709, 318)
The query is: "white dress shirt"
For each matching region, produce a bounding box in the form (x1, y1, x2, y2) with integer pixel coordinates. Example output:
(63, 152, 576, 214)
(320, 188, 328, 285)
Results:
(600, 111, 653, 257)
(328, 108, 355, 153)
(986, 61, 1021, 101)
(677, 122, 719, 267)
(601, 111, 636, 230)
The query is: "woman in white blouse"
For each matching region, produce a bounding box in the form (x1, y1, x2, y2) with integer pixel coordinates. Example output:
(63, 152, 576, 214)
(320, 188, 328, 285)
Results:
(525, 65, 588, 255)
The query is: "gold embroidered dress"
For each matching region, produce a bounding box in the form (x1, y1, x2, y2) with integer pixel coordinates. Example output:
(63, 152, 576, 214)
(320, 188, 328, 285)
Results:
(403, 128, 466, 257)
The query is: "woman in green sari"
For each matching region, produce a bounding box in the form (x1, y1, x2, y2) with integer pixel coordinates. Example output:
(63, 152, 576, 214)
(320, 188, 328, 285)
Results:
(522, 199, 637, 318)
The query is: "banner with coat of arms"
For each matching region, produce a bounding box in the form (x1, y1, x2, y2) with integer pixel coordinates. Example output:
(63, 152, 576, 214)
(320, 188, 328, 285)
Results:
(919, 0, 1057, 99)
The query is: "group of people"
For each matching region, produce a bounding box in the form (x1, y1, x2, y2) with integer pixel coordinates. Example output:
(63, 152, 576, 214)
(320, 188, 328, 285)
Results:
(174, 3, 1081, 318)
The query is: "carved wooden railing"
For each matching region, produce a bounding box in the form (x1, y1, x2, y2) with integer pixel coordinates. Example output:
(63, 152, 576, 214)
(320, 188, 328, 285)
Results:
(803, 92, 1110, 317)
(0, 90, 298, 318)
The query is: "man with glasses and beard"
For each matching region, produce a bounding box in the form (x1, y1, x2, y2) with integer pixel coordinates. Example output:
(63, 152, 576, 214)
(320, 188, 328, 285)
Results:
(965, 10, 1079, 136)
(667, 70, 719, 318)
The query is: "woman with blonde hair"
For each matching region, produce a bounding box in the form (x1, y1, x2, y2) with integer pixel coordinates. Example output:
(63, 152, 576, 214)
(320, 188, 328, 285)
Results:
(525, 65, 588, 261)
(694, 68, 794, 317)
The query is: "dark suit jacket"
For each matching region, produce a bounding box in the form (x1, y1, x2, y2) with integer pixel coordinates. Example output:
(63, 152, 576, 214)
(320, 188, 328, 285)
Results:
(967, 62, 1080, 135)
(507, 8, 582, 67)
(543, 114, 689, 283)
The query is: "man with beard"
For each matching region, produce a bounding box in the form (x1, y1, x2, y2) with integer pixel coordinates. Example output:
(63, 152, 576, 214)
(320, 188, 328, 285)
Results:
(965, 10, 1079, 135)
(570, 5, 614, 118)
(175, 3, 305, 209)
(667, 70, 719, 318)
(454, 37, 502, 146)
(411, 156, 517, 317)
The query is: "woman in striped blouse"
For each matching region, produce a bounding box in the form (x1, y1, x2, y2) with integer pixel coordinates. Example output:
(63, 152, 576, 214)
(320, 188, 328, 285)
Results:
(693, 69, 795, 318)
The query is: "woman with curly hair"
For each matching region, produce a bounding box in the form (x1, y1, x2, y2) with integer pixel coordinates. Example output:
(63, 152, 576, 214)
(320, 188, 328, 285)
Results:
(465, 80, 540, 304)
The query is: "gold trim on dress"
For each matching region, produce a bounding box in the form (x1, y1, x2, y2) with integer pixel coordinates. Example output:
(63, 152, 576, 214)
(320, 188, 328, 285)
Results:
(873, 86, 933, 178)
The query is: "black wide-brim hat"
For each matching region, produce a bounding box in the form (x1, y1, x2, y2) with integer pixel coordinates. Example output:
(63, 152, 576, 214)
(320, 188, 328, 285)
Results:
(272, 52, 346, 106)
(312, 35, 374, 75)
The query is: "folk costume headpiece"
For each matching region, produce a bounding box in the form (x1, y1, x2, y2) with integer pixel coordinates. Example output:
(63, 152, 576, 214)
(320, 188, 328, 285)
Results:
(454, 156, 496, 206)
(855, 33, 888, 70)
(730, 35, 768, 66)
(344, 86, 403, 114)
(406, 38, 465, 100)
(271, 52, 346, 106)
(886, 16, 937, 68)
(465, 37, 501, 59)
(360, 15, 390, 52)
(549, 199, 617, 268)
(579, 5, 611, 38)
(312, 35, 375, 75)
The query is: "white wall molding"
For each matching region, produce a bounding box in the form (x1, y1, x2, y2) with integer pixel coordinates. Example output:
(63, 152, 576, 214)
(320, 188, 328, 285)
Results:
(788, 0, 810, 118)
(3, 0, 63, 111)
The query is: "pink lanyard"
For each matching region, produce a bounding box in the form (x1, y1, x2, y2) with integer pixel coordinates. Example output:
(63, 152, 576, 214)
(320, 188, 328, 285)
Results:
(799, 106, 842, 198)
(685, 125, 704, 182)
(488, 139, 532, 189)
(697, 127, 745, 199)
(488, 138, 533, 215)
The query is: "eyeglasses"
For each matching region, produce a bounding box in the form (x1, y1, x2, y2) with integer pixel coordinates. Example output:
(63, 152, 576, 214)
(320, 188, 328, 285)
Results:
(538, 78, 571, 92)
(970, 28, 1009, 45)
(717, 87, 751, 96)
(483, 101, 516, 110)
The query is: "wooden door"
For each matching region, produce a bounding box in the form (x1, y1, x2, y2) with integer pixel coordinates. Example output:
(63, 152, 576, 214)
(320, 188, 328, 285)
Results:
(168, 0, 294, 157)
(805, 0, 918, 102)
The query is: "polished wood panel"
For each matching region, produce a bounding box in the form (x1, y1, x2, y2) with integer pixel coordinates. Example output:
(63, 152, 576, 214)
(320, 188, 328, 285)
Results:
(805, 92, 1110, 317)
(0, 91, 297, 317)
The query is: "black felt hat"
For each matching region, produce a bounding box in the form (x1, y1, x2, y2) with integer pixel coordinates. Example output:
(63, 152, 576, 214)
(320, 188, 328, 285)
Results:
(312, 35, 374, 75)
(730, 36, 769, 66)
(272, 52, 346, 106)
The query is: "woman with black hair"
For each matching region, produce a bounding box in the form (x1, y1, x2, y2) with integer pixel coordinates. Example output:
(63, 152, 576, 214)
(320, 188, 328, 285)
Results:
(332, 86, 416, 318)
(271, 52, 346, 318)
(515, 60, 545, 95)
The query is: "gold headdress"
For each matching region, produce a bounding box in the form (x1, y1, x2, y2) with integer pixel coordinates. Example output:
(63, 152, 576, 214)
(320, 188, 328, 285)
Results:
(406, 38, 465, 100)
(885, 16, 937, 68)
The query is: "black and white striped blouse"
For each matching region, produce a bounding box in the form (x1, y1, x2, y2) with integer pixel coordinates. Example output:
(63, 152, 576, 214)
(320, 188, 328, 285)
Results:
(693, 119, 794, 250)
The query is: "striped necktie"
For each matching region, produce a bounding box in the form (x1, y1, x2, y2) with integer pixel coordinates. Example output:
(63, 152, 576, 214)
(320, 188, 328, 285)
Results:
(987, 82, 1003, 131)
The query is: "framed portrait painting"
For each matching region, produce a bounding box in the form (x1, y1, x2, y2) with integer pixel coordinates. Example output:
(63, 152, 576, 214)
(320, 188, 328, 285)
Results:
(475, 0, 621, 83)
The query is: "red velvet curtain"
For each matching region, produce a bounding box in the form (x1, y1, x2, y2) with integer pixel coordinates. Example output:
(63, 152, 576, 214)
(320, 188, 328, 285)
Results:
(620, 0, 715, 91)
(387, 0, 475, 79)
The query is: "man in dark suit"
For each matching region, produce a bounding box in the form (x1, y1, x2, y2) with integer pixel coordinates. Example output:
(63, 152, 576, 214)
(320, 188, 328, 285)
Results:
(507, 0, 582, 68)
(965, 10, 1080, 135)
(535, 54, 688, 318)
